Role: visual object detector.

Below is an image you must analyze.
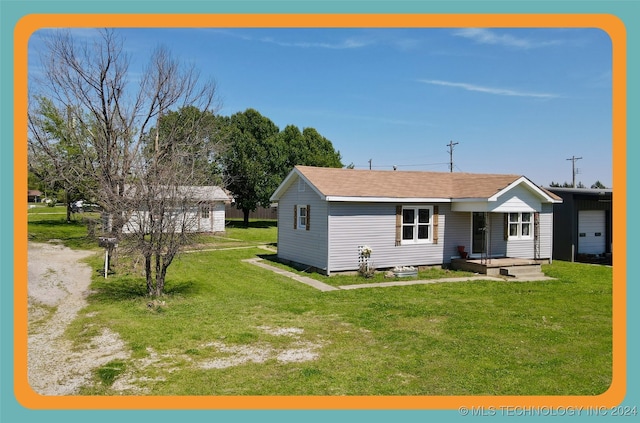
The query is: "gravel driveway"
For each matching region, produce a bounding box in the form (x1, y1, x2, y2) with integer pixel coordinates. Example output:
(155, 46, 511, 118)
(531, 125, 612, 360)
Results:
(26, 242, 324, 396)
(27, 242, 129, 395)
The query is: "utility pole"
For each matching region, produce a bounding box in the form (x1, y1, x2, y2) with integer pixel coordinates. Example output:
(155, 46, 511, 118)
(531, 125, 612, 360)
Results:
(447, 140, 459, 172)
(368, 158, 372, 170)
(566, 155, 582, 188)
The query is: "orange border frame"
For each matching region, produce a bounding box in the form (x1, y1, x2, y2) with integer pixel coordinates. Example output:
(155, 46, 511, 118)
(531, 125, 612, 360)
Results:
(14, 13, 627, 410)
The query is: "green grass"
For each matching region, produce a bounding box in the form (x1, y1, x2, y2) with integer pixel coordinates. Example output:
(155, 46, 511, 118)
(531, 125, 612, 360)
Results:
(96, 360, 127, 386)
(27, 207, 277, 251)
(224, 219, 278, 245)
(28, 205, 102, 250)
(70, 250, 612, 396)
(259, 254, 475, 287)
(29, 213, 613, 396)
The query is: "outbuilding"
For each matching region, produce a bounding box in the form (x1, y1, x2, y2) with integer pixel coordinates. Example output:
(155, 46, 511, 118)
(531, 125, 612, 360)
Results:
(546, 187, 612, 264)
(104, 185, 231, 234)
(270, 166, 562, 275)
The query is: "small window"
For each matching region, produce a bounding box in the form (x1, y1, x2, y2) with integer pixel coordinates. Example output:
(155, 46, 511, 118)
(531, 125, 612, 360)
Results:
(521, 212, 531, 237)
(298, 205, 307, 229)
(402, 209, 415, 240)
(201, 205, 210, 219)
(508, 212, 533, 239)
(401, 206, 433, 243)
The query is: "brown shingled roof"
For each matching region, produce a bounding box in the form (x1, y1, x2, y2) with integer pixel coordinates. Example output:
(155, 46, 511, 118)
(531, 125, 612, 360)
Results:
(294, 165, 526, 199)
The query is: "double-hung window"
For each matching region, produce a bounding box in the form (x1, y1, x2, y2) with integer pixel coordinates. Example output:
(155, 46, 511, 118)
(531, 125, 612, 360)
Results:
(294, 204, 310, 231)
(200, 205, 210, 219)
(402, 206, 433, 243)
(298, 205, 307, 229)
(508, 212, 532, 239)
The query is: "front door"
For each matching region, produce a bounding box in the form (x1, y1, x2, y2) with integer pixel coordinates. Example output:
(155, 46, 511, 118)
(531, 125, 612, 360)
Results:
(472, 212, 487, 254)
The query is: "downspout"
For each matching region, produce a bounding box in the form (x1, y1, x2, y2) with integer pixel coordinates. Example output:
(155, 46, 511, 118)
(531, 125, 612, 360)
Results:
(486, 212, 491, 264)
(326, 202, 331, 276)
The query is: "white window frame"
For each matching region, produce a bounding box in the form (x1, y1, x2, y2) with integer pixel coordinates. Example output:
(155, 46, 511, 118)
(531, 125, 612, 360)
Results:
(297, 205, 307, 230)
(508, 212, 532, 239)
(200, 204, 210, 219)
(401, 206, 433, 244)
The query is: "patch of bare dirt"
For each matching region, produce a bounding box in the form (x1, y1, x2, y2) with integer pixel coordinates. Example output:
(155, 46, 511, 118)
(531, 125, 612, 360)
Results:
(27, 242, 325, 395)
(27, 242, 130, 395)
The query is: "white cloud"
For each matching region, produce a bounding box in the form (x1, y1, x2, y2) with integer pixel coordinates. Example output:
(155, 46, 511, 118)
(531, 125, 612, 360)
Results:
(261, 37, 371, 49)
(453, 28, 561, 49)
(419, 79, 560, 99)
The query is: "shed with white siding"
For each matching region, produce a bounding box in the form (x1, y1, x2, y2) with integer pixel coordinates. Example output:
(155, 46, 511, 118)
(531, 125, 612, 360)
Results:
(270, 166, 562, 275)
(107, 185, 231, 234)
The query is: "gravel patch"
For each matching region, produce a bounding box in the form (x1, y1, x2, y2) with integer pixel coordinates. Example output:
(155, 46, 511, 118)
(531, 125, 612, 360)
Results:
(27, 242, 324, 394)
(27, 242, 130, 395)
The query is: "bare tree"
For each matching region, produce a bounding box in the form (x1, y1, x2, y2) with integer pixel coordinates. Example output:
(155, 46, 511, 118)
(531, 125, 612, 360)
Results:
(127, 107, 226, 296)
(28, 28, 222, 296)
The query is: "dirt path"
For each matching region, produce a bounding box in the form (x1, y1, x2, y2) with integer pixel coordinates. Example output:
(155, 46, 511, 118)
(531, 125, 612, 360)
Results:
(26, 242, 326, 395)
(27, 242, 130, 395)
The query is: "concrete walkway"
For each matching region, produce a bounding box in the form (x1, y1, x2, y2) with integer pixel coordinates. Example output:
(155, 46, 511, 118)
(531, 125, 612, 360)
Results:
(243, 258, 507, 292)
(242, 258, 339, 292)
(338, 275, 505, 290)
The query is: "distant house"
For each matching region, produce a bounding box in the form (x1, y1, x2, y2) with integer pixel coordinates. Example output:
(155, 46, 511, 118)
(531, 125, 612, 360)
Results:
(28, 190, 42, 203)
(270, 166, 562, 275)
(546, 187, 612, 264)
(104, 185, 231, 234)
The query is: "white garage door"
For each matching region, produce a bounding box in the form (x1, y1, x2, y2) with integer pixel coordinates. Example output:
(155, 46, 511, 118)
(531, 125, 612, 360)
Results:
(578, 210, 606, 254)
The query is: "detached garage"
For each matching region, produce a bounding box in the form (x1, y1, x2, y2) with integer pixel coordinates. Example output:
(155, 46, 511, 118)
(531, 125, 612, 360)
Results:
(547, 187, 612, 264)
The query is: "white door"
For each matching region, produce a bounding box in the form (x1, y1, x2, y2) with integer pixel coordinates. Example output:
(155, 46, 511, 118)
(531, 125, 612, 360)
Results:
(578, 210, 606, 254)
(199, 205, 212, 232)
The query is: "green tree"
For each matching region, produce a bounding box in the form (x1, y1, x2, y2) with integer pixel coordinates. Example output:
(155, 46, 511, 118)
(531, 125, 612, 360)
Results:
(591, 180, 608, 189)
(144, 106, 226, 185)
(28, 97, 97, 221)
(222, 109, 280, 226)
(222, 109, 343, 226)
(301, 127, 343, 168)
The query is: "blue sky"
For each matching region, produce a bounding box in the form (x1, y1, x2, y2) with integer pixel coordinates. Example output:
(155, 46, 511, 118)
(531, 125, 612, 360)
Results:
(29, 26, 613, 187)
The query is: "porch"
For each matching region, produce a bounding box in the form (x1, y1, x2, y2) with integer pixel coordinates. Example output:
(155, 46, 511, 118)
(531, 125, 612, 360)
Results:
(450, 257, 550, 279)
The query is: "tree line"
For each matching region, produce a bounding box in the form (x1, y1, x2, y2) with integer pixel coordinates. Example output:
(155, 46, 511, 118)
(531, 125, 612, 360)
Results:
(27, 29, 342, 296)
(549, 181, 608, 189)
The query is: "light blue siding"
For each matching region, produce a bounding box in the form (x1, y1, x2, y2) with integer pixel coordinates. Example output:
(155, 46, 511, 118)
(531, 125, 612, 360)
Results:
(503, 206, 554, 259)
(275, 180, 555, 273)
(276, 178, 329, 271)
(442, 209, 471, 260)
(492, 184, 545, 212)
(327, 202, 451, 272)
(489, 213, 508, 257)
(539, 204, 554, 259)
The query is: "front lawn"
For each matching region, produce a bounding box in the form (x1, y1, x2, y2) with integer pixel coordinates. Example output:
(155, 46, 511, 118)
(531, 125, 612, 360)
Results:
(70, 250, 612, 396)
(28, 213, 613, 396)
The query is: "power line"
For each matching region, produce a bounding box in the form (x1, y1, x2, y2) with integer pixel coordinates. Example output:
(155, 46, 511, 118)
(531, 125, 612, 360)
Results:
(566, 155, 583, 188)
(447, 140, 459, 173)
